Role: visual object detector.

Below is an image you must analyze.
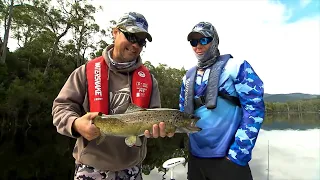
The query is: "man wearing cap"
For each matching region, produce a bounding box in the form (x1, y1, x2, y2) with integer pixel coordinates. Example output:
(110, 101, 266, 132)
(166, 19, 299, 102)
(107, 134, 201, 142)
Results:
(179, 22, 265, 180)
(52, 12, 173, 180)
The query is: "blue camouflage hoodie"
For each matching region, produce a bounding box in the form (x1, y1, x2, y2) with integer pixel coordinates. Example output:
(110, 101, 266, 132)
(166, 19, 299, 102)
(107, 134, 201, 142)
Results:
(179, 57, 265, 166)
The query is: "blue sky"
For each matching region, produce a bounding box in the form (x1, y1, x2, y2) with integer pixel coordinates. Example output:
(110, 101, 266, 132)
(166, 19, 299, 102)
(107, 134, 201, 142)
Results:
(272, 0, 320, 23)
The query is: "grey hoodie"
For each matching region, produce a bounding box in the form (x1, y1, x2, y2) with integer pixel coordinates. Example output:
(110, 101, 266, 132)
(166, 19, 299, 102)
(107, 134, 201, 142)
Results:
(52, 44, 161, 171)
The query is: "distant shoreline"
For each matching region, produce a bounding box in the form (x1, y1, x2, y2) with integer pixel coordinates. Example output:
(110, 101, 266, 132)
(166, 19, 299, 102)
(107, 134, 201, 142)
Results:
(266, 112, 320, 114)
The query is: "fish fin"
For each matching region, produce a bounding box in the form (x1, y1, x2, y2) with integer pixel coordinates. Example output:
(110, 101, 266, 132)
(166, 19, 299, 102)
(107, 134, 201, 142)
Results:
(125, 136, 136, 147)
(125, 103, 146, 114)
(96, 132, 107, 145)
(125, 136, 142, 147)
(176, 126, 189, 133)
(135, 136, 142, 146)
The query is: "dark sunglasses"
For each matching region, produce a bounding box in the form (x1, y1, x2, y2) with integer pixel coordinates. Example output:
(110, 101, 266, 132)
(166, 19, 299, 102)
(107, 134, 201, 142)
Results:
(119, 29, 146, 47)
(190, 37, 213, 47)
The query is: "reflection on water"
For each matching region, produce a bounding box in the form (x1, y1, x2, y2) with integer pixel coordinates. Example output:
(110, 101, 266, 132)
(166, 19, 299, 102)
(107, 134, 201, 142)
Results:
(262, 113, 320, 130)
(251, 129, 320, 180)
(143, 113, 320, 180)
(142, 129, 320, 180)
(0, 113, 319, 179)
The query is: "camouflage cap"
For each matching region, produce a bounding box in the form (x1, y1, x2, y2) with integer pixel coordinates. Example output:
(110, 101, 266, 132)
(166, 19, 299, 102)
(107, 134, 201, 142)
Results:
(187, 22, 219, 43)
(115, 12, 152, 42)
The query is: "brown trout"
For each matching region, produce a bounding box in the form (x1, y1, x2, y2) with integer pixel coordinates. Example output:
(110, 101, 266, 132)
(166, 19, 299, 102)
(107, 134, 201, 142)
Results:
(92, 103, 201, 147)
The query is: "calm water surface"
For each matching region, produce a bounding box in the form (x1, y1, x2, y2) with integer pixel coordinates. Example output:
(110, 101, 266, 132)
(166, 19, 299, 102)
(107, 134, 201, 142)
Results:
(143, 113, 320, 180)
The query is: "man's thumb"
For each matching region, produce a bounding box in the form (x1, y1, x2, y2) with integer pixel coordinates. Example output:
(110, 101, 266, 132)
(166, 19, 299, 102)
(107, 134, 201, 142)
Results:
(86, 112, 100, 120)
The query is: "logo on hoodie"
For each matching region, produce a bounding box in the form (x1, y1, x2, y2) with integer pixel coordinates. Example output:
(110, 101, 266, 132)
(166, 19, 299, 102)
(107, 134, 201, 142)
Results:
(110, 87, 130, 114)
(138, 71, 145, 77)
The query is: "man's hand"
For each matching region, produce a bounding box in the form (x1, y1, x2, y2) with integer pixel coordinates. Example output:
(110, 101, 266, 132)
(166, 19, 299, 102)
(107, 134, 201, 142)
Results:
(72, 112, 101, 141)
(144, 122, 174, 138)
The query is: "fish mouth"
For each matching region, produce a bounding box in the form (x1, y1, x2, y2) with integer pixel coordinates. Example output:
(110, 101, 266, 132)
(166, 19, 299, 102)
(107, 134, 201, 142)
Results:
(176, 126, 201, 133)
(188, 126, 202, 132)
(180, 126, 202, 133)
(191, 115, 201, 122)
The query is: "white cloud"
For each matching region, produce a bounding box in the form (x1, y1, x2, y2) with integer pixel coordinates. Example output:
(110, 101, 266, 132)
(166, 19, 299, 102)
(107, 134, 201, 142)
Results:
(6, 0, 320, 94)
(300, 0, 312, 8)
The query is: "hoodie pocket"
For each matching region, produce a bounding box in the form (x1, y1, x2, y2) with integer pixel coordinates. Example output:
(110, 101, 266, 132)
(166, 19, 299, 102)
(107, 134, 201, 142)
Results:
(78, 136, 145, 171)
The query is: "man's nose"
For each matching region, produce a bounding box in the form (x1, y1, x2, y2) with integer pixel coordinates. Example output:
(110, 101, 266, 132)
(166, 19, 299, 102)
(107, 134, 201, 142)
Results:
(196, 43, 203, 48)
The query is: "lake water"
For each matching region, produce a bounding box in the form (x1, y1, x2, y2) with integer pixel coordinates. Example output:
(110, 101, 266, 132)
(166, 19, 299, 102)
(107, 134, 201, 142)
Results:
(143, 113, 320, 180)
(0, 113, 319, 180)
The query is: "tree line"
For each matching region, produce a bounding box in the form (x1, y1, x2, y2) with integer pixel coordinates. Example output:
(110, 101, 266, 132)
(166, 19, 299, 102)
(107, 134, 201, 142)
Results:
(265, 98, 320, 113)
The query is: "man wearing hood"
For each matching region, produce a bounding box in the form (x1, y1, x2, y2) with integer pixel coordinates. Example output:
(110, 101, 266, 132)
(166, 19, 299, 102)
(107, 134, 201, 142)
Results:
(52, 12, 173, 180)
(179, 22, 265, 180)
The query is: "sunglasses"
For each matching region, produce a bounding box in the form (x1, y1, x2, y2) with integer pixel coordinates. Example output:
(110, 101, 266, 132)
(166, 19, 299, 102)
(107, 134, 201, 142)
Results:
(119, 29, 146, 47)
(190, 37, 213, 47)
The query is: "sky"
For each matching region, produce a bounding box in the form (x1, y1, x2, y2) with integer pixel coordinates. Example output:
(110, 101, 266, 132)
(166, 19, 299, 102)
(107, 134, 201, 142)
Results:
(5, 0, 320, 95)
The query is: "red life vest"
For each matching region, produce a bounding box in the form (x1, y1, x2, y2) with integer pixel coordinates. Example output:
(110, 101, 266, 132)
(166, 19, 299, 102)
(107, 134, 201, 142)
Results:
(85, 56, 153, 114)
